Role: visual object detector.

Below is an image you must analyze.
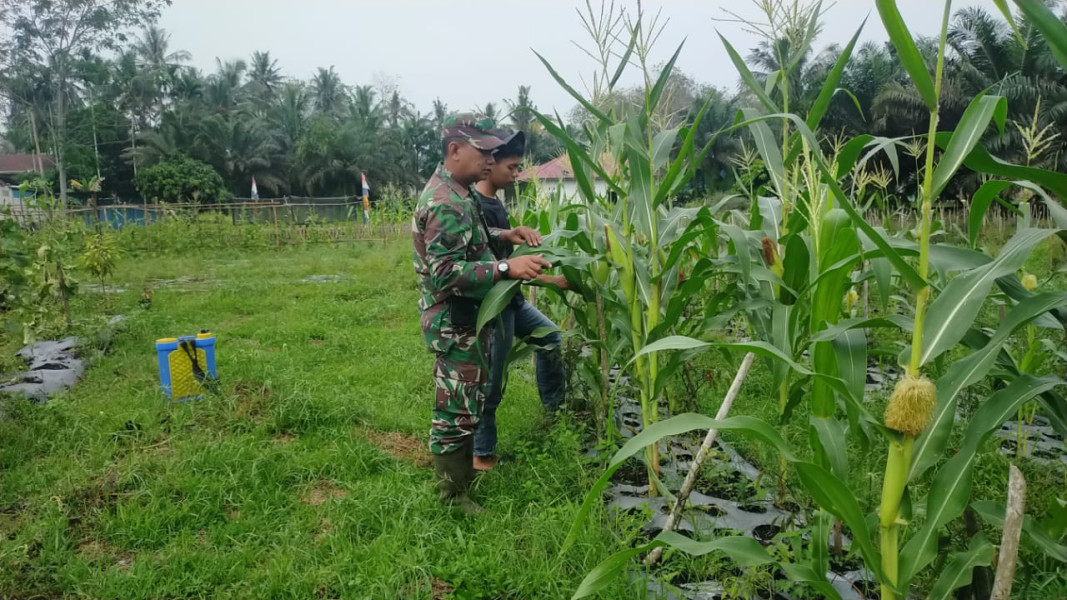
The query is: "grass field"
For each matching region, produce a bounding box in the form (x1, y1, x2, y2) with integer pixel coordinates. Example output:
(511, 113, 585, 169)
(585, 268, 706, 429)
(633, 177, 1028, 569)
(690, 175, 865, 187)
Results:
(0, 240, 626, 599)
(2, 233, 1066, 599)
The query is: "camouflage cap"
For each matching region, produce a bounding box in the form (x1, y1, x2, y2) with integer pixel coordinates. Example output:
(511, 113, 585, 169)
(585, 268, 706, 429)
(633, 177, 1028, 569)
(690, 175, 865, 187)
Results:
(441, 113, 504, 151)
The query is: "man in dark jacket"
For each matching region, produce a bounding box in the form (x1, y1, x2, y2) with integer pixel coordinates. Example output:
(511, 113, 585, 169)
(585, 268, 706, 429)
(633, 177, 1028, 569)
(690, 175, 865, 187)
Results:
(470, 129, 567, 471)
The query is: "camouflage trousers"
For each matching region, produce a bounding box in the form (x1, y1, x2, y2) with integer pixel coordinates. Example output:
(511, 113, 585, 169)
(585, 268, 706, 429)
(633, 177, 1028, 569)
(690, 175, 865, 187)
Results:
(429, 343, 488, 455)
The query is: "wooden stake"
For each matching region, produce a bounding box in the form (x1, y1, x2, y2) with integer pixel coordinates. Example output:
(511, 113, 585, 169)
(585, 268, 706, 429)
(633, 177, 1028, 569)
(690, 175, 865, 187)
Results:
(646, 352, 756, 567)
(991, 464, 1026, 600)
(144, 200, 152, 253)
(272, 205, 281, 250)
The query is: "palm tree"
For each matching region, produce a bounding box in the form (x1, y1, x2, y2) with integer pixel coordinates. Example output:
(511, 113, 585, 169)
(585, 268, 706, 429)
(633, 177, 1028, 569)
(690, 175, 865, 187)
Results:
(402, 111, 438, 179)
(296, 116, 364, 196)
(386, 90, 411, 129)
(132, 26, 190, 123)
(947, 6, 1067, 169)
(350, 85, 382, 130)
(247, 51, 283, 105)
(432, 98, 448, 128)
(134, 26, 191, 73)
(311, 66, 345, 115)
(271, 83, 309, 193)
(197, 114, 285, 197)
(215, 58, 248, 90)
(505, 85, 537, 136)
(170, 67, 205, 106)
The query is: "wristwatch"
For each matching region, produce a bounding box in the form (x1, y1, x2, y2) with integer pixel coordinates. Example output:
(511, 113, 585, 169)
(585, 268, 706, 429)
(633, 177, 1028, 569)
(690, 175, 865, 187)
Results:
(497, 260, 509, 277)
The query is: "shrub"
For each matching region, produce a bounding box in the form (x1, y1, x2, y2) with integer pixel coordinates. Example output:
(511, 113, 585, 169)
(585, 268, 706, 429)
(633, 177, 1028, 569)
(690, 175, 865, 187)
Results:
(134, 155, 229, 204)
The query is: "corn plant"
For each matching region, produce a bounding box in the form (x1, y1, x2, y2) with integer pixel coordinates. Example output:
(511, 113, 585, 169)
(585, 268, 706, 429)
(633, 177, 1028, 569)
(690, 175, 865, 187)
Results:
(479, 0, 730, 491)
(561, 1, 1067, 598)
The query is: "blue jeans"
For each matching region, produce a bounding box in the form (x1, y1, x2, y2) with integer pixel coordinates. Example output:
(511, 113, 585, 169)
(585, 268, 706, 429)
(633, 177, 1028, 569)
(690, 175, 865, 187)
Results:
(473, 299, 565, 457)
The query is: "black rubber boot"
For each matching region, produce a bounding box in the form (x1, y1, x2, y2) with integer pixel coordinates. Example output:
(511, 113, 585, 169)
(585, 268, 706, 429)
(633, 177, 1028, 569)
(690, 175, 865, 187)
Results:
(462, 435, 479, 482)
(432, 447, 483, 516)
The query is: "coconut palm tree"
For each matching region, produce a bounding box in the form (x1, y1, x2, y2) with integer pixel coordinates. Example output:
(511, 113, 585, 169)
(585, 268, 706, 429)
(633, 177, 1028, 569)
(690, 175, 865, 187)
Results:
(505, 85, 537, 135)
(132, 26, 190, 123)
(311, 66, 345, 115)
(247, 51, 283, 106)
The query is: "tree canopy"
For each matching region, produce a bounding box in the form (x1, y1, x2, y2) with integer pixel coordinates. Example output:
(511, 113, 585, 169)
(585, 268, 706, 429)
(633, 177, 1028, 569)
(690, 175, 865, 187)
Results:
(1, 2, 1065, 204)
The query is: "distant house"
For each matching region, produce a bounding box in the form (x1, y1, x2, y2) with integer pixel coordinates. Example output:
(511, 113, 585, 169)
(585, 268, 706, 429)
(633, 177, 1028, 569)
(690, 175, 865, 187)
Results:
(517, 154, 616, 200)
(0, 153, 53, 222)
(0, 153, 53, 182)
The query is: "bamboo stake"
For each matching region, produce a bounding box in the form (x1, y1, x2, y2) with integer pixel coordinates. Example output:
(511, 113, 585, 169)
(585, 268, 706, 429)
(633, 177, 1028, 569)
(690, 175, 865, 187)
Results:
(991, 464, 1026, 600)
(647, 352, 756, 567)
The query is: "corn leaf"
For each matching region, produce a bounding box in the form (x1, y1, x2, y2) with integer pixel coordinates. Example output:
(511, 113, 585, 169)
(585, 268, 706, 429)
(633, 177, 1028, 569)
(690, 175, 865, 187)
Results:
(969, 180, 1014, 248)
(650, 129, 679, 172)
(875, 0, 937, 109)
(807, 21, 865, 131)
(719, 33, 778, 113)
(571, 534, 775, 599)
(795, 462, 882, 579)
(780, 563, 844, 600)
(722, 223, 755, 288)
(534, 50, 611, 124)
(647, 41, 685, 120)
(911, 291, 1067, 481)
(533, 114, 597, 203)
(971, 500, 1067, 563)
(926, 535, 995, 600)
(811, 415, 848, 480)
(1014, 0, 1067, 70)
(810, 510, 834, 583)
(811, 315, 913, 342)
(871, 257, 892, 311)
(930, 94, 1007, 199)
(934, 132, 1067, 198)
(833, 329, 868, 408)
(476, 279, 521, 333)
(919, 228, 1060, 365)
(560, 413, 798, 554)
(900, 375, 1064, 583)
(993, 0, 1026, 47)
(609, 32, 638, 89)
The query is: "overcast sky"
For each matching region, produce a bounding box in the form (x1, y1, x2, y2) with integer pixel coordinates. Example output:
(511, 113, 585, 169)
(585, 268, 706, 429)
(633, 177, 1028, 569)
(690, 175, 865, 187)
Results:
(159, 0, 1003, 117)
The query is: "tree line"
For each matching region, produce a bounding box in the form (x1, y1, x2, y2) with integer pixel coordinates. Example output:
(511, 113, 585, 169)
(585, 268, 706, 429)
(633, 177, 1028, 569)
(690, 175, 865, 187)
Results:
(1, 0, 1065, 206)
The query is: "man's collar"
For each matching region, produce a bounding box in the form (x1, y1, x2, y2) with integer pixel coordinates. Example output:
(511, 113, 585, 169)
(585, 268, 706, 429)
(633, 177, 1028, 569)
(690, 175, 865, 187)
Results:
(436, 164, 472, 198)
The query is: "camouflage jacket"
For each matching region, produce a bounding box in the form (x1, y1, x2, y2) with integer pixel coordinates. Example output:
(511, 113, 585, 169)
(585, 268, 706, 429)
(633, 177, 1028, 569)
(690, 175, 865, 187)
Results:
(412, 165, 503, 354)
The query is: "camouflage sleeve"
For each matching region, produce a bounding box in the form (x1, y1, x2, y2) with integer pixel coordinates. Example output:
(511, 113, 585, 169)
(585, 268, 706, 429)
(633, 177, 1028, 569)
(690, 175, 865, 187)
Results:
(488, 227, 504, 241)
(423, 201, 497, 299)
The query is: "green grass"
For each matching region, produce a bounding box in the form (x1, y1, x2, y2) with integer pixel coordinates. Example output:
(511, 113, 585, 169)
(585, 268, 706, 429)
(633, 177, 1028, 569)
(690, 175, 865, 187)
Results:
(3, 223, 1066, 599)
(0, 240, 626, 599)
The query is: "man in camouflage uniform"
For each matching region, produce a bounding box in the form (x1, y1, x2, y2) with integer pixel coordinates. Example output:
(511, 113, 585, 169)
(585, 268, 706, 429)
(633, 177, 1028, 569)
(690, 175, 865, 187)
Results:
(412, 113, 550, 514)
